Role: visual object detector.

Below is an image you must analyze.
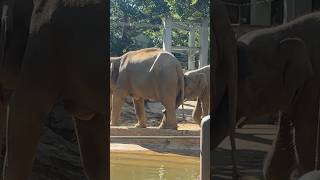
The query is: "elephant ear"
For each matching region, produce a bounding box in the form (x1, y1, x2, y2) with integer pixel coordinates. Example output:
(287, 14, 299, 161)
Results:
(279, 38, 313, 99)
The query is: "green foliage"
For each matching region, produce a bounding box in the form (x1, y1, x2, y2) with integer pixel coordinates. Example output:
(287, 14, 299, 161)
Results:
(110, 0, 209, 55)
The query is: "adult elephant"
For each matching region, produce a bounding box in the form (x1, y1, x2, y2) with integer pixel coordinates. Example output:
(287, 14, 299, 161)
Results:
(0, 1, 108, 179)
(213, 1, 320, 179)
(110, 48, 184, 129)
(184, 65, 210, 124)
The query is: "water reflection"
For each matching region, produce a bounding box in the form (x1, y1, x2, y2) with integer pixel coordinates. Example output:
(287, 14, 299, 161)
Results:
(110, 152, 199, 180)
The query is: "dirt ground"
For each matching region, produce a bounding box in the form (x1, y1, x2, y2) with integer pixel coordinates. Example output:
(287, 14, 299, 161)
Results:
(117, 98, 201, 130)
(214, 124, 277, 180)
(111, 99, 201, 156)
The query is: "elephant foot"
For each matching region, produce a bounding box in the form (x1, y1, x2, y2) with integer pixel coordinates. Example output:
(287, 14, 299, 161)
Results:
(158, 122, 177, 130)
(134, 122, 146, 128)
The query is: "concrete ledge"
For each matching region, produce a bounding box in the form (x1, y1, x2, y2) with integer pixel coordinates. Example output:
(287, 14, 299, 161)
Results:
(110, 126, 200, 153)
(111, 126, 199, 136)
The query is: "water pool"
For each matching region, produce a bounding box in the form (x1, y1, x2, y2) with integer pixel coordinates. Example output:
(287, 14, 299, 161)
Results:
(110, 151, 200, 180)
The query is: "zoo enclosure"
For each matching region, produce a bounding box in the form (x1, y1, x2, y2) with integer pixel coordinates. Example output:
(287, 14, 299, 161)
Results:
(222, 0, 318, 26)
(111, 17, 209, 70)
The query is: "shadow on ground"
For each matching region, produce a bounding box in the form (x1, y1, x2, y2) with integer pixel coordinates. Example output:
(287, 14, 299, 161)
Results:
(212, 125, 276, 180)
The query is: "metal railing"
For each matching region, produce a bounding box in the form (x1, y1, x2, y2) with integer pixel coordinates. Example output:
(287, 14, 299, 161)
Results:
(110, 136, 200, 139)
(222, 0, 276, 7)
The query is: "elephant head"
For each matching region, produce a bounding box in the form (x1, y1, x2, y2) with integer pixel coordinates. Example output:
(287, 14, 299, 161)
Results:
(184, 72, 207, 100)
(211, 0, 238, 149)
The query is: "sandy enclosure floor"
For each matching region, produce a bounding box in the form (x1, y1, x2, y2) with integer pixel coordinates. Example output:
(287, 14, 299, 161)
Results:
(110, 99, 201, 156)
(116, 98, 201, 130)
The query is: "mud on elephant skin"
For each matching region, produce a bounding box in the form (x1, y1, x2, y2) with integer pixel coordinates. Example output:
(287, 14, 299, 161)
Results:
(0, 1, 109, 179)
(110, 48, 184, 130)
(184, 65, 210, 124)
(213, 4, 320, 180)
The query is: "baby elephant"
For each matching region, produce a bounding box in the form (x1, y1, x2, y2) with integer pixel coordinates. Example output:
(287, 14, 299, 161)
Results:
(184, 65, 210, 124)
(110, 48, 184, 129)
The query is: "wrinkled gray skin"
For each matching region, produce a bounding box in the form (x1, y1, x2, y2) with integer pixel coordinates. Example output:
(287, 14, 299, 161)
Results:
(184, 65, 210, 124)
(213, 2, 320, 179)
(0, 1, 108, 179)
(110, 48, 184, 130)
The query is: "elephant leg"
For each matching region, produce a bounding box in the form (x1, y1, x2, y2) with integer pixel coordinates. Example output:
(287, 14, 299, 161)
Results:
(159, 102, 177, 130)
(192, 98, 202, 125)
(201, 97, 209, 118)
(110, 93, 124, 126)
(0, 104, 7, 177)
(263, 111, 298, 180)
(133, 98, 146, 128)
(292, 87, 320, 175)
(74, 113, 108, 180)
(3, 84, 58, 179)
(2, 31, 64, 179)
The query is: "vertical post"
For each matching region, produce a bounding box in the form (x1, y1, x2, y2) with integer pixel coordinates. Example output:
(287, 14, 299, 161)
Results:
(284, 0, 312, 23)
(283, 0, 288, 23)
(188, 29, 195, 70)
(199, 19, 208, 68)
(250, 0, 271, 26)
(162, 17, 172, 52)
(238, 4, 242, 24)
(285, 0, 295, 22)
(200, 115, 210, 180)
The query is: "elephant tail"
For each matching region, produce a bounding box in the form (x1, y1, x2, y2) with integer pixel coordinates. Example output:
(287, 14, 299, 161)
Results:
(176, 63, 185, 121)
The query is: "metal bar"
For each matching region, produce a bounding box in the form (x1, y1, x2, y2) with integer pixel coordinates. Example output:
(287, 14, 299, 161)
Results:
(163, 17, 173, 52)
(199, 19, 209, 67)
(172, 22, 193, 31)
(110, 20, 207, 29)
(172, 46, 200, 51)
(110, 136, 200, 139)
(174, 21, 202, 27)
(111, 21, 162, 28)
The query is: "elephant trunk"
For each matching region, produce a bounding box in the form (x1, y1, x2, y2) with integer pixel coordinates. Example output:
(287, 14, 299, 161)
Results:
(211, 92, 232, 149)
(263, 112, 299, 180)
(211, 0, 238, 148)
